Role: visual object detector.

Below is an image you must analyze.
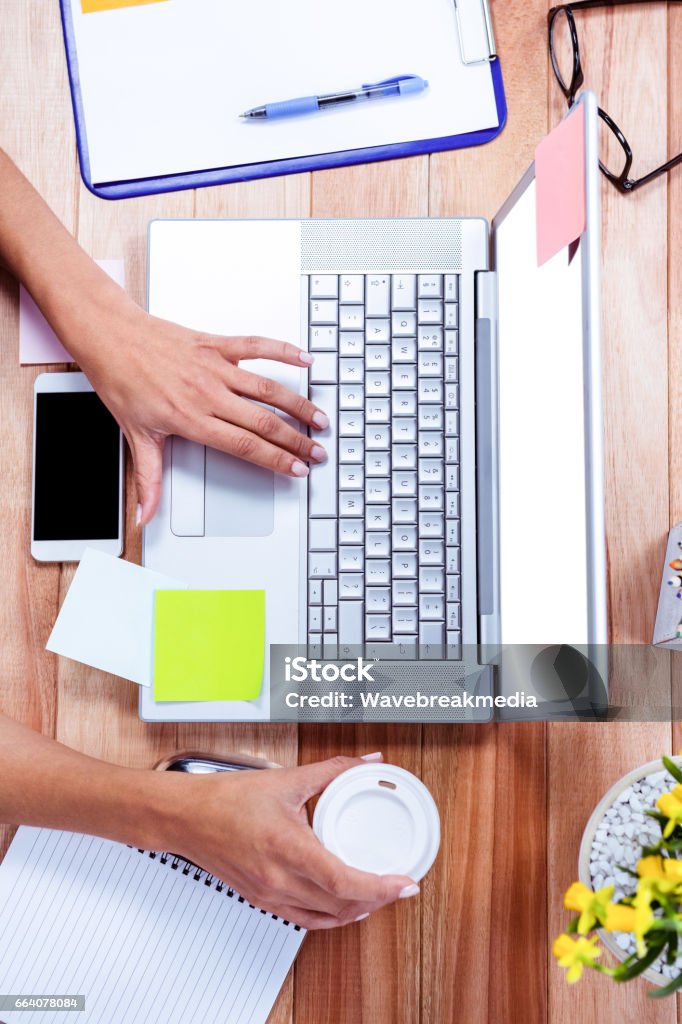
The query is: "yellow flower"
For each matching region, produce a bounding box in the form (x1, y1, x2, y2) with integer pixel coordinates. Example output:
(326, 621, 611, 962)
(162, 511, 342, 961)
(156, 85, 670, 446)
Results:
(631, 880, 658, 957)
(637, 855, 666, 879)
(637, 854, 682, 884)
(657, 785, 682, 837)
(564, 881, 614, 934)
(602, 904, 638, 932)
(553, 933, 602, 983)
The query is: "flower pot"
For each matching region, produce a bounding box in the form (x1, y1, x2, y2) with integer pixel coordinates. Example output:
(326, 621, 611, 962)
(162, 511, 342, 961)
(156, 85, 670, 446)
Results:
(578, 757, 682, 987)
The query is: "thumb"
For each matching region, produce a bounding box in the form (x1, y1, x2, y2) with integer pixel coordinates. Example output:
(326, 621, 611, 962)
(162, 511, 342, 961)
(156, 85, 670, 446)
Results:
(130, 433, 164, 526)
(293, 753, 383, 804)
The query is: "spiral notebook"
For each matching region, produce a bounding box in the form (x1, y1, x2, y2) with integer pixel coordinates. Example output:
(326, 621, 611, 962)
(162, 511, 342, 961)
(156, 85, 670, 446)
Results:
(0, 827, 305, 1024)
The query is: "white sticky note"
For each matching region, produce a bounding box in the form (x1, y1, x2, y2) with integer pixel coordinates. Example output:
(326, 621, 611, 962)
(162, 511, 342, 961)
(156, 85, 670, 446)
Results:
(20, 259, 125, 365)
(46, 548, 187, 686)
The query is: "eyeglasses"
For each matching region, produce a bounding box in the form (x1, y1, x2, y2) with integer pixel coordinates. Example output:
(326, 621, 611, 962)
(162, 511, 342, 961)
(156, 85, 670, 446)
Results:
(548, 1, 682, 192)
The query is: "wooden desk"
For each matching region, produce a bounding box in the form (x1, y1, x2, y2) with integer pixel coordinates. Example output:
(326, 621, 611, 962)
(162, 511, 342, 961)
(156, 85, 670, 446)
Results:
(0, 2, 679, 1021)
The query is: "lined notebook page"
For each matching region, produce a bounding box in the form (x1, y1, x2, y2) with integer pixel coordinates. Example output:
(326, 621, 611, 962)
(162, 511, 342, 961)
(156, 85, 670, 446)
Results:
(0, 827, 305, 1024)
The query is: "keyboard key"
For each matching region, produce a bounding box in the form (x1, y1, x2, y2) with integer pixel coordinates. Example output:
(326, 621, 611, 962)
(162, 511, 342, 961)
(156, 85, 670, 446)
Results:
(392, 472, 417, 497)
(310, 352, 338, 384)
(446, 465, 460, 490)
(339, 358, 363, 383)
(340, 546, 364, 571)
(309, 552, 337, 578)
(444, 304, 458, 328)
(310, 326, 338, 351)
(447, 575, 461, 601)
(419, 432, 444, 457)
(420, 567, 445, 593)
(393, 445, 417, 469)
(366, 532, 390, 557)
(393, 553, 417, 578)
(309, 580, 322, 605)
(310, 275, 338, 299)
(324, 579, 338, 605)
(309, 519, 336, 551)
(446, 521, 460, 546)
(419, 513, 444, 538)
(366, 452, 390, 477)
(393, 607, 418, 633)
(366, 506, 390, 531)
(445, 330, 459, 355)
(445, 275, 459, 301)
(367, 587, 391, 612)
(447, 548, 460, 574)
(418, 275, 443, 298)
(392, 337, 417, 363)
(393, 525, 417, 550)
(392, 365, 417, 390)
(309, 607, 322, 631)
(418, 327, 443, 351)
(366, 322, 390, 344)
(393, 393, 417, 416)
(339, 465, 363, 490)
(340, 332, 364, 356)
(340, 275, 364, 303)
(418, 353, 443, 378)
(339, 306, 365, 331)
(310, 299, 338, 324)
(366, 615, 391, 640)
(366, 372, 390, 397)
(447, 603, 461, 630)
(339, 492, 363, 517)
(446, 493, 460, 517)
(420, 486, 444, 510)
(418, 300, 443, 324)
(392, 312, 417, 337)
(365, 276, 390, 317)
(419, 380, 443, 403)
(339, 574, 364, 599)
(340, 519, 364, 543)
(393, 580, 418, 605)
(445, 411, 459, 435)
(419, 459, 444, 484)
(366, 398, 390, 423)
(366, 425, 390, 450)
(445, 384, 459, 409)
(308, 634, 322, 656)
(420, 541, 444, 565)
(324, 607, 338, 631)
(420, 595, 444, 620)
(393, 417, 417, 442)
(338, 600, 364, 644)
(393, 498, 417, 524)
(447, 631, 462, 653)
(446, 437, 460, 463)
(419, 405, 443, 429)
(323, 635, 339, 658)
(392, 275, 417, 310)
(339, 412, 364, 437)
(445, 357, 458, 382)
(366, 479, 390, 503)
(366, 344, 390, 369)
(309, 385, 338, 518)
(419, 622, 444, 657)
(339, 440, 364, 463)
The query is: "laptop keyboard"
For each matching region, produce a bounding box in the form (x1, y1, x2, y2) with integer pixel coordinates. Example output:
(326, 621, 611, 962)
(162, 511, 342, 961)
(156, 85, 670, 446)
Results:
(306, 272, 461, 660)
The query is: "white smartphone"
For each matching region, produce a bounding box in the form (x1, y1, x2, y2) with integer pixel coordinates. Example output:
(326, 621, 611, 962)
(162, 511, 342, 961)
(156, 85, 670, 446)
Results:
(31, 372, 124, 562)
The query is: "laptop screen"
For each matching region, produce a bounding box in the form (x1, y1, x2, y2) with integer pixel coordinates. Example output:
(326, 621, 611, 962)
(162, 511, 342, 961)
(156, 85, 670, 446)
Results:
(493, 171, 599, 646)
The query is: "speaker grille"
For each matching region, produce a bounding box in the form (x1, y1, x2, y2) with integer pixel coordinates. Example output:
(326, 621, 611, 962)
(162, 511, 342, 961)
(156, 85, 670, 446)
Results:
(300, 219, 462, 273)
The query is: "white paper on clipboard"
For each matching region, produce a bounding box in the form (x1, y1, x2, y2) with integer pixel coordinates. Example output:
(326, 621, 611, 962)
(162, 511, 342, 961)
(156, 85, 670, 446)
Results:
(69, 0, 500, 185)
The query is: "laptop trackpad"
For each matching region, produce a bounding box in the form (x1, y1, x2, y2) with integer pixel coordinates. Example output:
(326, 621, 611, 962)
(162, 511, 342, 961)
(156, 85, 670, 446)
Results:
(205, 447, 274, 537)
(170, 437, 274, 538)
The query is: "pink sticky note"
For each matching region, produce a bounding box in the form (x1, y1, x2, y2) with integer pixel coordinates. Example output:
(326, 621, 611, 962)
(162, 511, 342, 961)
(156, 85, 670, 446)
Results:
(535, 105, 586, 267)
(19, 258, 125, 364)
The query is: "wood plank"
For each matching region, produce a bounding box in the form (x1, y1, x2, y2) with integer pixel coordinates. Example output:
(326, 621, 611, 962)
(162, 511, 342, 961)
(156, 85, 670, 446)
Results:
(0, 0, 79, 859)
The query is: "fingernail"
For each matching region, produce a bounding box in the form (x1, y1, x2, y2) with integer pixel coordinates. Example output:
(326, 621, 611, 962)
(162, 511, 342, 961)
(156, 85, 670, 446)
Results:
(399, 884, 420, 899)
(299, 352, 314, 366)
(311, 410, 329, 429)
(135, 504, 142, 527)
(291, 461, 309, 478)
(354, 913, 370, 923)
(360, 752, 383, 762)
(310, 444, 327, 463)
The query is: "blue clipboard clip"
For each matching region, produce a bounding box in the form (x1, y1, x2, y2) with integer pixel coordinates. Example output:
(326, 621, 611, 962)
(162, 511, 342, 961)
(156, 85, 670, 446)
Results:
(453, 0, 497, 65)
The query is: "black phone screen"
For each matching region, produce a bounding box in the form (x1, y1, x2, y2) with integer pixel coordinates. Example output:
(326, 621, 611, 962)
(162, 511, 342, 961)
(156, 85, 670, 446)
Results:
(33, 392, 121, 541)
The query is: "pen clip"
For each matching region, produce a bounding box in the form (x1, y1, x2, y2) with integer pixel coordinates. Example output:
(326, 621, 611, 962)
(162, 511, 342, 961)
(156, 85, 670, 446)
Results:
(360, 75, 420, 89)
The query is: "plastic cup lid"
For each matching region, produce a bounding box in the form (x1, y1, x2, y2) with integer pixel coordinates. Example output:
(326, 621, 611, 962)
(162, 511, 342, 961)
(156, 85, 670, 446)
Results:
(312, 763, 441, 881)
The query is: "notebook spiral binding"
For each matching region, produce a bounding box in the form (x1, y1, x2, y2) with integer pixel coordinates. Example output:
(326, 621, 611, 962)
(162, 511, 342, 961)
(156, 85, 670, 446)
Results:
(132, 848, 301, 931)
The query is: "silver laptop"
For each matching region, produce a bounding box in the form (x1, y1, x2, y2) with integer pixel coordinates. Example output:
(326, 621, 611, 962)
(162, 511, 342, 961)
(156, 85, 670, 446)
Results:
(141, 92, 607, 724)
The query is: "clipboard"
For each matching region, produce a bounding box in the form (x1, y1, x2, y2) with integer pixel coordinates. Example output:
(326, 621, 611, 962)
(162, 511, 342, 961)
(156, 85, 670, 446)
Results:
(59, 0, 507, 200)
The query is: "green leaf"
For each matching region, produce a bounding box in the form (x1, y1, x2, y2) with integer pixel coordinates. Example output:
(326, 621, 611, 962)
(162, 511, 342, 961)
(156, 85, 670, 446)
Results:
(614, 940, 667, 982)
(662, 757, 682, 785)
(566, 916, 579, 935)
(649, 969, 682, 998)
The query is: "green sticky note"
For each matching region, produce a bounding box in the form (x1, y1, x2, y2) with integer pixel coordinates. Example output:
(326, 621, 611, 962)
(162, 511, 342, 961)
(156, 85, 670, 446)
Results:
(153, 590, 265, 702)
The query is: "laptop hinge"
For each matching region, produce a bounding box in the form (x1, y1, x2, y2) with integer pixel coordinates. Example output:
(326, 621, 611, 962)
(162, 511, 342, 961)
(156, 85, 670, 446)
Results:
(474, 271, 500, 652)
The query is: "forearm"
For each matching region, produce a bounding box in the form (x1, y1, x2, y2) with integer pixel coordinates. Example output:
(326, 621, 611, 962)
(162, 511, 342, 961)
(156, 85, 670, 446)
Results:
(0, 148, 137, 359)
(0, 713, 177, 850)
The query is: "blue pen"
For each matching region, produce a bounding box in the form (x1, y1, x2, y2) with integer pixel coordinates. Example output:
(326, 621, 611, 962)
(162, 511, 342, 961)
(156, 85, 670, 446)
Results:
(240, 75, 429, 121)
